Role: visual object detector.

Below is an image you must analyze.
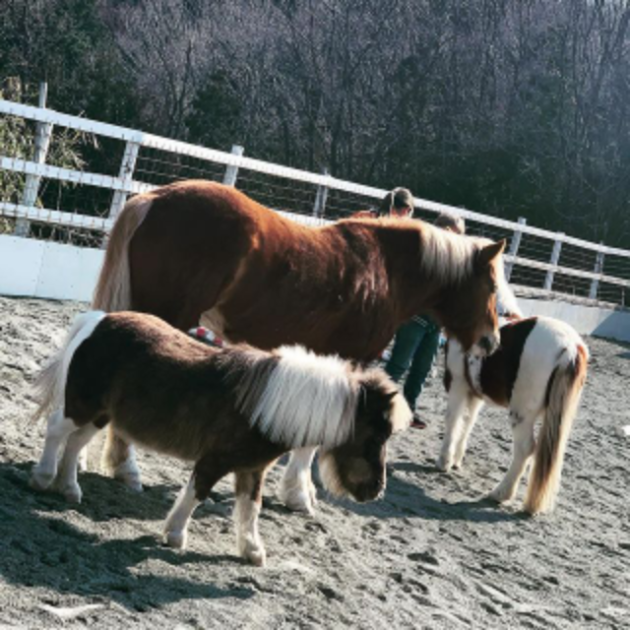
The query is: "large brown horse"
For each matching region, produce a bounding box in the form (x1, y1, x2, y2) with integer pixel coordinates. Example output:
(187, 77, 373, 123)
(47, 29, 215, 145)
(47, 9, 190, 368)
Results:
(92, 180, 508, 511)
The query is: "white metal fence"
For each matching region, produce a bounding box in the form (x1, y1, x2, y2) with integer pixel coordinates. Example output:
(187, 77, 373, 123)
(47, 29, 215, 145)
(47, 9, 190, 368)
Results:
(1, 97, 630, 308)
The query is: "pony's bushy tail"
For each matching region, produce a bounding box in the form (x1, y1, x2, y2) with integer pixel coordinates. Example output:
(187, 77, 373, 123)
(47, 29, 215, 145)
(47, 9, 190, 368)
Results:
(92, 194, 152, 311)
(32, 311, 106, 422)
(524, 343, 589, 514)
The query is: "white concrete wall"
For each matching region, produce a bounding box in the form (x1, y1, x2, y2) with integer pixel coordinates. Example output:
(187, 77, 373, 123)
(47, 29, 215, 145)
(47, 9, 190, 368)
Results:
(517, 296, 630, 342)
(0, 235, 103, 302)
(1, 235, 629, 342)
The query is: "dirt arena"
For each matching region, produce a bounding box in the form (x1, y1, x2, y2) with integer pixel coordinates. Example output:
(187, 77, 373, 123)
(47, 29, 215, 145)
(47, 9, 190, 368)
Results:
(0, 296, 628, 629)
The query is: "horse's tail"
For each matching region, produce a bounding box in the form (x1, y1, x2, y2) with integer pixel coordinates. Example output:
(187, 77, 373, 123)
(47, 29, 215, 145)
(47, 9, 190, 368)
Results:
(32, 311, 107, 422)
(92, 194, 153, 311)
(524, 342, 589, 514)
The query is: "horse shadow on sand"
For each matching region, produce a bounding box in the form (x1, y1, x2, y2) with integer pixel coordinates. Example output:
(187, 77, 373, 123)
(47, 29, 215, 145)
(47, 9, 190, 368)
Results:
(0, 461, 256, 611)
(315, 459, 530, 525)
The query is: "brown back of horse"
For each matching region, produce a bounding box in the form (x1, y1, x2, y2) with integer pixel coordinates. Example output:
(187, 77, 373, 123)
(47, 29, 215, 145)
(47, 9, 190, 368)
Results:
(96, 180, 505, 359)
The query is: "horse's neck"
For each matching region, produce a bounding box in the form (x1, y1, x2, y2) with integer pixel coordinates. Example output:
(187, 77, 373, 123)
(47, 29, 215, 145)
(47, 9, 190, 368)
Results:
(370, 222, 448, 317)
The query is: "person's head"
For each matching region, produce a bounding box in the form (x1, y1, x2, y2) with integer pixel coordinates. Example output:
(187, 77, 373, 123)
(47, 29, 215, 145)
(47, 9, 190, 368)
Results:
(377, 187, 414, 218)
(434, 212, 466, 235)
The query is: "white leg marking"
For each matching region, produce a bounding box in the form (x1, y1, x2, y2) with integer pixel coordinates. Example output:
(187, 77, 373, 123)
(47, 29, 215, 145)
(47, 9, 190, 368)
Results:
(437, 388, 471, 472)
(54, 424, 100, 503)
(488, 414, 537, 504)
(279, 447, 318, 514)
(453, 397, 484, 469)
(235, 490, 266, 567)
(30, 411, 77, 491)
(164, 474, 200, 550)
(113, 444, 143, 492)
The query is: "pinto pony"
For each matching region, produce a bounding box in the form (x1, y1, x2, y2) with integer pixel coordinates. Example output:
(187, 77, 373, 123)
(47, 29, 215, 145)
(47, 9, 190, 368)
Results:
(438, 316, 588, 514)
(30, 311, 411, 565)
(93, 180, 510, 512)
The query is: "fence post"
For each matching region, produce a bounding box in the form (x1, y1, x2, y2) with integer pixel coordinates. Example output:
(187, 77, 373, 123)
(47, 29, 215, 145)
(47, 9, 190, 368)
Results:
(15, 82, 53, 237)
(504, 216, 527, 281)
(222, 145, 244, 186)
(588, 243, 605, 300)
(108, 141, 140, 220)
(312, 168, 329, 218)
(544, 232, 564, 291)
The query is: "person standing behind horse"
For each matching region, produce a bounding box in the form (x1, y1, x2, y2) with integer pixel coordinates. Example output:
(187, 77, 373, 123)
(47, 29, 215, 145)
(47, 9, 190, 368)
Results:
(385, 212, 466, 429)
(351, 187, 415, 219)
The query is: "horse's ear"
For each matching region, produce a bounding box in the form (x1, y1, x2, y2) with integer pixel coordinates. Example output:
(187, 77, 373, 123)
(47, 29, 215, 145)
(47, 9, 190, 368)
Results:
(476, 239, 506, 271)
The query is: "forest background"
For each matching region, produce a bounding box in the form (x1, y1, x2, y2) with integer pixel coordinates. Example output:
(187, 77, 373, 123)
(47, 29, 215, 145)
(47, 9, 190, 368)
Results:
(1, 0, 629, 247)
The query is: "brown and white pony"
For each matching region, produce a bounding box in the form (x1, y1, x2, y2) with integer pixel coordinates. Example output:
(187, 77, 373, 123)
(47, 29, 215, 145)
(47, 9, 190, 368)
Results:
(438, 315, 589, 514)
(30, 311, 411, 566)
(92, 180, 509, 512)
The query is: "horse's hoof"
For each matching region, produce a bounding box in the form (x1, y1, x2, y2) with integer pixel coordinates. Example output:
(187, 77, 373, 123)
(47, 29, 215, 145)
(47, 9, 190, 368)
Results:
(115, 474, 143, 493)
(435, 456, 452, 472)
(30, 469, 55, 491)
(165, 530, 187, 550)
(487, 487, 513, 504)
(125, 478, 144, 493)
(243, 545, 266, 567)
(284, 492, 315, 515)
(62, 484, 83, 504)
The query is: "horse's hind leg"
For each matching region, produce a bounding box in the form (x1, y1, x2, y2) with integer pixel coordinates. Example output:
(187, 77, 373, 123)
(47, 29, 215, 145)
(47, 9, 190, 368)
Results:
(53, 423, 101, 503)
(30, 410, 79, 491)
(235, 467, 270, 566)
(452, 397, 484, 470)
(437, 385, 472, 472)
(278, 446, 318, 514)
(488, 411, 537, 504)
(102, 429, 143, 492)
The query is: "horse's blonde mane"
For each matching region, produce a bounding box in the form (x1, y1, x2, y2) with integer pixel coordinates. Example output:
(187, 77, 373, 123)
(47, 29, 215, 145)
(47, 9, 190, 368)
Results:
(233, 346, 358, 449)
(419, 222, 477, 284)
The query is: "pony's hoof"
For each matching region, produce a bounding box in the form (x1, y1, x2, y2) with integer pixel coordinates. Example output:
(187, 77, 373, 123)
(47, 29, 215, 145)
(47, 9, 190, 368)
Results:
(165, 530, 187, 550)
(115, 473, 143, 493)
(62, 484, 83, 504)
(243, 545, 266, 567)
(284, 491, 315, 515)
(435, 456, 452, 472)
(30, 469, 55, 491)
(487, 486, 514, 504)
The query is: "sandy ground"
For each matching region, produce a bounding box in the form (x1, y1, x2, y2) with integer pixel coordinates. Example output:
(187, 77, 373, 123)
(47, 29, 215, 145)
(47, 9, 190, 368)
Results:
(0, 296, 628, 629)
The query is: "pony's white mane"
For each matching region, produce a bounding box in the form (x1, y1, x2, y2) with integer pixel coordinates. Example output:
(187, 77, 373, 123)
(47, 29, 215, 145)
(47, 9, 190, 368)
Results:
(240, 346, 358, 449)
(420, 224, 477, 284)
(423, 225, 522, 317)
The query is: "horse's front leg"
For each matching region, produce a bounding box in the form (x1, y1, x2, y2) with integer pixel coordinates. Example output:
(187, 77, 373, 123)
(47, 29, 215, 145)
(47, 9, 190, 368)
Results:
(164, 473, 201, 550)
(452, 397, 484, 470)
(488, 411, 537, 504)
(437, 385, 471, 472)
(102, 427, 143, 492)
(278, 446, 318, 514)
(235, 467, 269, 566)
(164, 458, 229, 550)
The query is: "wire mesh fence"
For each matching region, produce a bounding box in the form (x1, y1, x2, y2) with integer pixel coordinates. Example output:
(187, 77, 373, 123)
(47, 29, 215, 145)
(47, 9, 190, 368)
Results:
(1, 98, 630, 307)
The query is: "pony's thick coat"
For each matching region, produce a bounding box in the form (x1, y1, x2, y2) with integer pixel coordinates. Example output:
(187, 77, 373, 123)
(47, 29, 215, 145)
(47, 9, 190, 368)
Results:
(31, 311, 411, 563)
(91, 179, 506, 511)
(440, 316, 588, 514)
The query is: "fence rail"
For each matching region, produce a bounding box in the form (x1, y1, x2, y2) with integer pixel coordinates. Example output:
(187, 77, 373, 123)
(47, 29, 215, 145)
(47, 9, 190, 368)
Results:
(1, 98, 629, 308)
